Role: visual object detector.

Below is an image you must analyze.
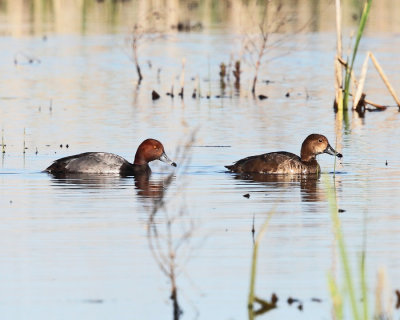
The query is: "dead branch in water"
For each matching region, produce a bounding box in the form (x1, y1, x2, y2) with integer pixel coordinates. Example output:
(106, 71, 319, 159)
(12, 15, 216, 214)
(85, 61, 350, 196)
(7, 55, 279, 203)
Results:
(147, 133, 196, 320)
(128, 12, 165, 84)
(242, 1, 316, 97)
(244, 2, 288, 96)
(131, 24, 143, 83)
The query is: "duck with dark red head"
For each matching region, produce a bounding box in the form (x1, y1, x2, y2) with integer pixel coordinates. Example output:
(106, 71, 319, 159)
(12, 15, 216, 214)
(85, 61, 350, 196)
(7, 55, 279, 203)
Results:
(45, 138, 177, 176)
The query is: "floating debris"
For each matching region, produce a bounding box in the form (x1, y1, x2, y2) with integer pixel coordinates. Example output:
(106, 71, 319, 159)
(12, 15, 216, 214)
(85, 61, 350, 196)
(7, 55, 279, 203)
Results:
(258, 94, 268, 100)
(152, 90, 160, 100)
(298, 304, 303, 311)
(311, 297, 322, 303)
(172, 21, 203, 32)
(243, 193, 250, 199)
(285, 92, 290, 97)
(252, 293, 278, 315)
(287, 297, 299, 305)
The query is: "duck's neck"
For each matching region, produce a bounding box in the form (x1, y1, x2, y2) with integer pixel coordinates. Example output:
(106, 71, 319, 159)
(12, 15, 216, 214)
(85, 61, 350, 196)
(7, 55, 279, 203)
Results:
(134, 153, 148, 165)
(300, 152, 316, 163)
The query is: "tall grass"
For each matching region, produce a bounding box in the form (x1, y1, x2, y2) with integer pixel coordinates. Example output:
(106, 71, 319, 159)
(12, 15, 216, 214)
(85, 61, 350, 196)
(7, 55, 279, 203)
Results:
(342, 0, 372, 110)
(324, 176, 368, 320)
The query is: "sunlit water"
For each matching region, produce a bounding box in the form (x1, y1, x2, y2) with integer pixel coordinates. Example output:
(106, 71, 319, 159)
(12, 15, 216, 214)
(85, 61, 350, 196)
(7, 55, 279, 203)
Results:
(1, 2, 400, 319)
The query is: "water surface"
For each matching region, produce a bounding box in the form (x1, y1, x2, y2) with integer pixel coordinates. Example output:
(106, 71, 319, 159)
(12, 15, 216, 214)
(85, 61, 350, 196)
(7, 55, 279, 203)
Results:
(1, 1, 400, 319)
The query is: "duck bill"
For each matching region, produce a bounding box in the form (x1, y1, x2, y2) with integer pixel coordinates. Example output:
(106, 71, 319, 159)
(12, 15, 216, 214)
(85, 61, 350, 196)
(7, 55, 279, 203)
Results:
(324, 144, 343, 158)
(159, 152, 177, 167)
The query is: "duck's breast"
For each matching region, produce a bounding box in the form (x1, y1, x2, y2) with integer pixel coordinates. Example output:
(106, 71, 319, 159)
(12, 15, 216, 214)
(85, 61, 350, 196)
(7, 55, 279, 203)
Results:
(48, 152, 129, 174)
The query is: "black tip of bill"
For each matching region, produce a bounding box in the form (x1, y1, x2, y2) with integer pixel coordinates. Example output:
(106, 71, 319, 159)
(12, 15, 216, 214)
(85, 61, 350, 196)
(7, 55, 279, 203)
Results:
(171, 162, 177, 167)
(324, 144, 343, 159)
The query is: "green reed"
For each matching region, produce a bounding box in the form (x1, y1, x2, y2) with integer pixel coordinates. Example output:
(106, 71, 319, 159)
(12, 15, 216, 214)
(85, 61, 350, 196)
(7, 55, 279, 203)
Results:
(248, 210, 274, 319)
(342, 0, 372, 110)
(324, 175, 368, 320)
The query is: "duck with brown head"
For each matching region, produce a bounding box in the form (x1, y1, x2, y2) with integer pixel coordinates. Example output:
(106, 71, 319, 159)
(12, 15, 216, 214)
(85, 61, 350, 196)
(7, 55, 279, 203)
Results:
(45, 138, 177, 176)
(225, 134, 342, 175)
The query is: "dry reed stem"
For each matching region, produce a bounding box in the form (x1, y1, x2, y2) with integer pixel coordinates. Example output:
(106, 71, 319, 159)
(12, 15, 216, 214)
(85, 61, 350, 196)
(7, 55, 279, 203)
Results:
(363, 98, 386, 110)
(374, 267, 393, 320)
(334, 56, 343, 109)
(369, 52, 400, 107)
(337, 57, 359, 88)
(334, 0, 343, 109)
(335, 0, 342, 58)
(353, 53, 370, 109)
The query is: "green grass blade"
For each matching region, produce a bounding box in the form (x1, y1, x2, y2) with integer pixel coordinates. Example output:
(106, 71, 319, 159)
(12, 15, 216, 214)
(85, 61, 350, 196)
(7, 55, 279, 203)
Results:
(328, 273, 343, 320)
(360, 250, 368, 320)
(248, 211, 274, 310)
(343, 0, 372, 110)
(324, 176, 360, 320)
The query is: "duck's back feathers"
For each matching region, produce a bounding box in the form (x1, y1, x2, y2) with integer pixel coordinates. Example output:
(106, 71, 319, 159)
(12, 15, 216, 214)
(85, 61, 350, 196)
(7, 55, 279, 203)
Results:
(225, 151, 320, 175)
(45, 152, 132, 174)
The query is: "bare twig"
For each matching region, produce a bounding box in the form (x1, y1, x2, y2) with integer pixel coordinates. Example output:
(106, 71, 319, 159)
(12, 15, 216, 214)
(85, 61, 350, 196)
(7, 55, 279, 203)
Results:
(146, 132, 197, 320)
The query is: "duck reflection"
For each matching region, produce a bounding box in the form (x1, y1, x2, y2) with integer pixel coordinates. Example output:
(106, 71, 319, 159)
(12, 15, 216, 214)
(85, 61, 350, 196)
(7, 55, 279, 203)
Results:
(48, 171, 170, 200)
(229, 173, 322, 203)
(133, 172, 173, 199)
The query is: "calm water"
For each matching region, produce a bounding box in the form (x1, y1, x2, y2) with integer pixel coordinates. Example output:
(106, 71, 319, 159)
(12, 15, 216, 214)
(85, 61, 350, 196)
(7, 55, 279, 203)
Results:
(1, 1, 400, 319)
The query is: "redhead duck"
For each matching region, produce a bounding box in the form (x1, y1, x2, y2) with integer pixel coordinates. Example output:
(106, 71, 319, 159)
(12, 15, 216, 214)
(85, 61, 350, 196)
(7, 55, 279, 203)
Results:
(225, 134, 342, 175)
(45, 138, 177, 175)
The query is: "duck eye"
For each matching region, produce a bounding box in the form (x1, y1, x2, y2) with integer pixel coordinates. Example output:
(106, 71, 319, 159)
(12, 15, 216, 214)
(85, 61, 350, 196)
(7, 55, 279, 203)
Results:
(318, 139, 323, 143)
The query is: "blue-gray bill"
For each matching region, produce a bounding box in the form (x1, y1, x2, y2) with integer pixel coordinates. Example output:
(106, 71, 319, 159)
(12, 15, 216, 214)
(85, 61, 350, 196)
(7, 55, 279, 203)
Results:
(159, 152, 177, 167)
(324, 144, 343, 158)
